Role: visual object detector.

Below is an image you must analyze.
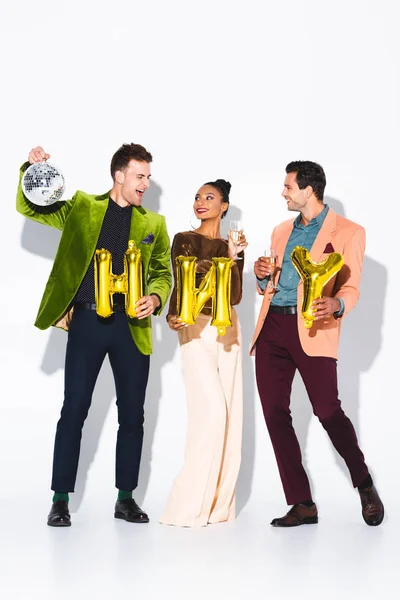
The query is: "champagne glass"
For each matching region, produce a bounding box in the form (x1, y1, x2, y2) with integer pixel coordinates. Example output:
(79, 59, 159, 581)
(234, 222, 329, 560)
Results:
(229, 220, 243, 260)
(264, 248, 277, 288)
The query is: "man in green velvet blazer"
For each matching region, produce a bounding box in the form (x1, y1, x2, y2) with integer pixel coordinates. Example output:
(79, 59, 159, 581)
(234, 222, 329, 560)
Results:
(17, 143, 172, 527)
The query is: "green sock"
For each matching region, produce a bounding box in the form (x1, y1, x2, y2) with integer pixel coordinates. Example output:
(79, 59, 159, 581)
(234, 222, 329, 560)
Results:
(53, 492, 69, 503)
(118, 490, 132, 501)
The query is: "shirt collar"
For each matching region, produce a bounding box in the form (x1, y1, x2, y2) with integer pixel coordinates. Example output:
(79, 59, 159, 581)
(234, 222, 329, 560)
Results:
(108, 197, 133, 213)
(294, 203, 329, 228)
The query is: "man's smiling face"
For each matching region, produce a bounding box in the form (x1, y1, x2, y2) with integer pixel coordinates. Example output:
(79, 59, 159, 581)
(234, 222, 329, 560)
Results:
(281, 171, 311, 213)
(117, 159, 151, 206)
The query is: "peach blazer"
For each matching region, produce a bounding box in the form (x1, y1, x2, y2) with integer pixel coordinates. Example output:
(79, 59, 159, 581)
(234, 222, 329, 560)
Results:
(250, 208, 366, 359)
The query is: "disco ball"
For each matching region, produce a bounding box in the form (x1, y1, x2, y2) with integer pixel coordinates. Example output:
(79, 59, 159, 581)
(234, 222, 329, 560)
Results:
(22, 162, 66, 206)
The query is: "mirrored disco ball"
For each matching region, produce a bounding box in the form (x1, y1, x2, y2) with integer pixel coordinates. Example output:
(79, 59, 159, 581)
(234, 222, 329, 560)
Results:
(22, 162, 66, 206)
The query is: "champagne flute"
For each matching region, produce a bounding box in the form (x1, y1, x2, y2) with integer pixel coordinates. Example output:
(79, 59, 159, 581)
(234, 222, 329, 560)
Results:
(264, 248, 277, 288)
(229, 220, 243, 260)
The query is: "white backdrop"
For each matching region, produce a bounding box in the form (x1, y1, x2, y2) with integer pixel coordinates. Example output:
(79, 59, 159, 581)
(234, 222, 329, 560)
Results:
(0, 1, 398, 598)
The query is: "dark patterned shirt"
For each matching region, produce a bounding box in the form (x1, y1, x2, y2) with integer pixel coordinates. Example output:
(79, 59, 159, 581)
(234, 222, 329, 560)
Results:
(74, 198, 133, 304)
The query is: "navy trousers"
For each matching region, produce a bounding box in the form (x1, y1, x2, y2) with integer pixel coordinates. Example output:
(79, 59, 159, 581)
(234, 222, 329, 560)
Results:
(51, 307, 150, 492)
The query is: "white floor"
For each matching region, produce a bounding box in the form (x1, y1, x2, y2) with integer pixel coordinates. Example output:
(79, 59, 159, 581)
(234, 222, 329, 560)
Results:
(1, 497, 396, 600)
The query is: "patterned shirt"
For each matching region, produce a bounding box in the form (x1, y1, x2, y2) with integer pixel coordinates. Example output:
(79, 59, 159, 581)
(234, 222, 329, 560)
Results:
(74, 198, 132, 304)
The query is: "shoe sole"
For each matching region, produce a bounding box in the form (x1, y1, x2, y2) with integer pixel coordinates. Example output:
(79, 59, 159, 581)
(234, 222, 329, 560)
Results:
(363, 506, 384, 526)
(114, 512, 149, 523)
(271, 517, 319, 527)
(47, 521, 71, 527)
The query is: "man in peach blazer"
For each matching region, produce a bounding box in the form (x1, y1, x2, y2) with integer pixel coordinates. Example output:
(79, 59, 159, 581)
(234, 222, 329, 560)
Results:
(252, 161, 383, 527)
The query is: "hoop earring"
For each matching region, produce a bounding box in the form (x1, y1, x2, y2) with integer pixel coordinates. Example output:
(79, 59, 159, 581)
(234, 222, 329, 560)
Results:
(190, 212, 201, 230)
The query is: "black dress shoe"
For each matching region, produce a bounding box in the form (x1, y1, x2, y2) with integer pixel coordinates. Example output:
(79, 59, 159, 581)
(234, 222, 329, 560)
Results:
(271, 503, 318, 527)
(114, 498, 149, 523)
(47, 500, 71, 527)
(359, 484, 384, 526)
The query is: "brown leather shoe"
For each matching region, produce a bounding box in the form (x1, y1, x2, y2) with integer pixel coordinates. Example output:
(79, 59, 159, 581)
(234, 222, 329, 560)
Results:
(271, 503, 318, 527)
(359, 484, 384, 526)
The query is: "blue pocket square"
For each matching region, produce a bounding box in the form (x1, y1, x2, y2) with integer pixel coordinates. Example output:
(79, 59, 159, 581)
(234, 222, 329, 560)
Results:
(141, 233, 154, 244)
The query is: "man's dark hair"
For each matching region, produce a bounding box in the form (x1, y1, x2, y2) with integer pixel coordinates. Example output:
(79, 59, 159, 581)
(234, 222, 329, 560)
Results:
(285, 160, 326, 201)
(110, 143, 153, 180)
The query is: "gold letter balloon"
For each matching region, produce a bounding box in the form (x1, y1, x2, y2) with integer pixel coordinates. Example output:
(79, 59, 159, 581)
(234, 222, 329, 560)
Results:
(94, 240, 143, 318)
(175, 256, 233, 335)
(291, 246, 344, 328)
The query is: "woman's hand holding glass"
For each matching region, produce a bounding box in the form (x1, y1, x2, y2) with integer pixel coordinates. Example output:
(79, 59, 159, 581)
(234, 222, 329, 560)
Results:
(228, 222, 248, 260)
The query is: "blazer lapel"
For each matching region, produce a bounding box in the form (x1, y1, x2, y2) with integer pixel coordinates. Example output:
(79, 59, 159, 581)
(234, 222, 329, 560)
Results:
(129, 206, 149, 249)
(90, 193, 109, 251)
(309, 208, 337, 262)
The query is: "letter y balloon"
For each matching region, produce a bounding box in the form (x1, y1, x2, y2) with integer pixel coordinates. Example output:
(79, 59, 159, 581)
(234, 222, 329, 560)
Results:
(291, 246, 344, 328)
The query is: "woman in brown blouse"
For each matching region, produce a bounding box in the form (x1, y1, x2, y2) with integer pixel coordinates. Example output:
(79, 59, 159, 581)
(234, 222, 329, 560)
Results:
(160, 179, 247, 527)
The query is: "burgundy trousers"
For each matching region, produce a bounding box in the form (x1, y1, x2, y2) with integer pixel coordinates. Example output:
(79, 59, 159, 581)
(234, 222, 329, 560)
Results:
(255, 312, 369, 505)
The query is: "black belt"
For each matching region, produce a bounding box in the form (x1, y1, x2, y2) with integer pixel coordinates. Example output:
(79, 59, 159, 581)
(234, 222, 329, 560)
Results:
(269, 305, 297, 315)
(74, 302, 126, 313)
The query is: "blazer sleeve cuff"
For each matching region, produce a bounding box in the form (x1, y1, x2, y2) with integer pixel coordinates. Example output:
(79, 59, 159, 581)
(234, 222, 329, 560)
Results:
(256, 275, 269, 291)
(334, 297, 345, 319)
(150, 293, 162, 316)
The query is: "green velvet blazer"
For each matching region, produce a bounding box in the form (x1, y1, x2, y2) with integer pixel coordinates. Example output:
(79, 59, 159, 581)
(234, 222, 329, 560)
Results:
(16, 164, 172, 355)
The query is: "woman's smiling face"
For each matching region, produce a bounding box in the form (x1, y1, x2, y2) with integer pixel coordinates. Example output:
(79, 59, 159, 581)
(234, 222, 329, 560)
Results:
(193, 185, 228, 221)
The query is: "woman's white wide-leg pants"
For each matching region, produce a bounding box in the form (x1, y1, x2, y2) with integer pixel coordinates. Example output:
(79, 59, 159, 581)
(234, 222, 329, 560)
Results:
(160, 310, 243, 528)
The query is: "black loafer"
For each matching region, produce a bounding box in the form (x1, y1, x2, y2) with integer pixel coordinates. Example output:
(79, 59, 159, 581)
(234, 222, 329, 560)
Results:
(114, 498, 149, 523)
(47, 500, 71, 527)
